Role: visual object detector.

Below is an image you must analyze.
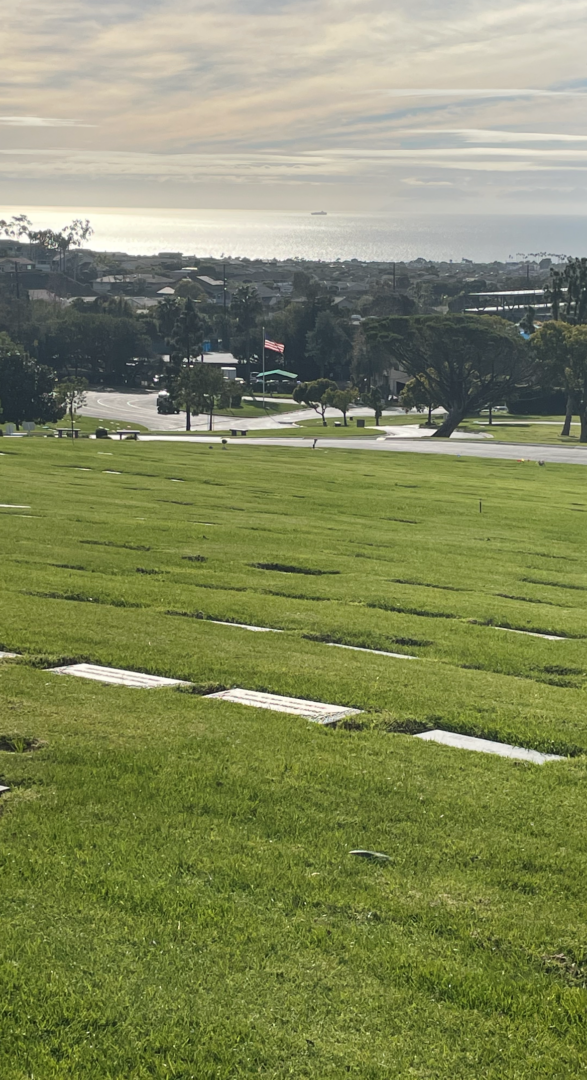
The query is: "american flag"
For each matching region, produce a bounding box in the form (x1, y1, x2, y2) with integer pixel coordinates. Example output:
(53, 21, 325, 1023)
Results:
(264, 338, 285, 354)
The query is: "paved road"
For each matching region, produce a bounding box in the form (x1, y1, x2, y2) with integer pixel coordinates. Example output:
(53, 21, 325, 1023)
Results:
(138, 433, 587, 466)
(82, 391, 587, 466)
(80, 389, 408, 432)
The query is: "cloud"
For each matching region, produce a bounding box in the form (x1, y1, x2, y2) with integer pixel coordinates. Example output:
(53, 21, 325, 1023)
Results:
(3, 0, 587, 210)
(377, 88, 587, 97)
(0, 116, 91, 127)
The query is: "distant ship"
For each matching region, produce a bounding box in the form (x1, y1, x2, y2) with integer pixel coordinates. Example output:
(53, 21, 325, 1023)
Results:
(311, 211, 327, 216)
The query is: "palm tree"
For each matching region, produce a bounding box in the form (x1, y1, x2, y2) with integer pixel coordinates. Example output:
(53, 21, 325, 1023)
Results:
(170, 299, 204, 431)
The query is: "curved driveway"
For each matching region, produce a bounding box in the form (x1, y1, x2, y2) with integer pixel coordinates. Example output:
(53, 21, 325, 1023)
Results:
(81, 390, 587, 466)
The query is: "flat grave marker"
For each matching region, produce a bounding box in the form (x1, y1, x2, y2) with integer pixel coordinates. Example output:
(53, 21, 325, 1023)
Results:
(415, 729, 563, 764)
(493, 626, 565, 641)
(207, 620, 283, 633)
(206, 688, 361, 724)
(48, 663, 189, 689)
(0, 651, 20, 659)
(327, 643, 417, 660)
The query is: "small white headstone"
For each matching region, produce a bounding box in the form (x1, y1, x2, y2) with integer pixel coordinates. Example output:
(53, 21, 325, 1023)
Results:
(4, 424, 15, 435)
(22, 421, 35, 432)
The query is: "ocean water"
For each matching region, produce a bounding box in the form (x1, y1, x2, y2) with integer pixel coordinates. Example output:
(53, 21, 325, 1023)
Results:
(4, 206, 587, 263)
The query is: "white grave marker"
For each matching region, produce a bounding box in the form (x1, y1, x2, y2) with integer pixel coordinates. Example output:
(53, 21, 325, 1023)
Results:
(415, 729, 563, 764)
(206, 688, 360, 724)
(207, 620, 283, 633)
(48, 663, 189, 689)
(327, 643, 417, 659)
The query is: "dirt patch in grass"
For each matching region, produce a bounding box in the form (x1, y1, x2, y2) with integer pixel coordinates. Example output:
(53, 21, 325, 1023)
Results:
(495, 593, 558, 606)
(383, 517, 419, 525)
(542, 952, 587, 988)
(176, 682, 228, 696)
(190, 582, 248, 593)
(251, 563, 340, 576)
(135, 567, 164, 575)
(21, 590, 144, 609)
(471, 617, 580, 639)
(303, 631, 431, 649)
(261, 589, 331, 602)
(24, 653, 91, 669)
(522, 577, 587, 592)
(0, 734, 45, 753)
(367, 601, 458, 620)
(389, 579, 466, 593)
(80, 540, 151, 552)
(182, 555, 207, 563)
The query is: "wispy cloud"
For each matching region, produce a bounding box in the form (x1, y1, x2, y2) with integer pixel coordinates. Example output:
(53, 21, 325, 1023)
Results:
(0, 116, 92, 127)
(2, 0, 587, 210)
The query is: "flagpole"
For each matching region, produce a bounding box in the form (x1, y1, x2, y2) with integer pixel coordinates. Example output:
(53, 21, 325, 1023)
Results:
(262, 325, 265, 408)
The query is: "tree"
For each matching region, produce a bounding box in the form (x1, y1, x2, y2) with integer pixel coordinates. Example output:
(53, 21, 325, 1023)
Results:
(174, 364, 224, 432)
(399, 378, 436, 425)
(231, 284, 262, 365)
(519, 306, 536, 337)
(560, 326, 587, 441)
(544, 269, 566, 321)
(350, 326, 390, 391)
(305, 311, 351, 379)
(563, 258, 587, 324)
(157, 296, 183, 341)
(0, 333, 64, 428)
(293, 378, 337, 426)
(361, 385, 390, 426)
(532, 322, 578, 437)
(171, 298, 204, 367)
(368, 315, 529, 438)
(170, 299, 204, 429)
(58, 378, 88, 439)
(322, 386, 358, 426)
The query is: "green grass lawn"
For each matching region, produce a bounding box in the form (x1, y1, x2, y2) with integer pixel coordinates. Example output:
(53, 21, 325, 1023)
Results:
(1, 440, 587, 1077)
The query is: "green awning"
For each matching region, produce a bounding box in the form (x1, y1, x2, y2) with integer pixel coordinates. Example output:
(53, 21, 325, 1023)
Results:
(253, 369, 298, 379)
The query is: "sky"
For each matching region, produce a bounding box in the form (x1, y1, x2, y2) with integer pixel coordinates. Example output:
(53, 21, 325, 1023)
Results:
(2, 0, 587, 215)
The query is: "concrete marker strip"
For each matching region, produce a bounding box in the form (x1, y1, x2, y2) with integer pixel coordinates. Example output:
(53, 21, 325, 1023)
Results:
(415, 729, 563, 764)
(206, 688, 360, 724)
(327, 642, 417, 659)
(48, 663, 190, 689)
(493, 626, 566, 641)
(0, 651, 20, 659)
(207, 620, 283, 633)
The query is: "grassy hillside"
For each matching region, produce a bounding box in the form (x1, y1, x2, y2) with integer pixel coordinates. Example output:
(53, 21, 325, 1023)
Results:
(1, 438, 586, 1077)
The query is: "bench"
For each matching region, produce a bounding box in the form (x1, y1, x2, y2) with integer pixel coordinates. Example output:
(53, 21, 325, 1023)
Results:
(55, 428, 80, 439)
(113, 430, 141, 440)
(230, 429, 248, 437)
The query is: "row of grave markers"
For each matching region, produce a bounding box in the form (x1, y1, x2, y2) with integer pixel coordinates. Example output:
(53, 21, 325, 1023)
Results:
(0, 653, 564, 765)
